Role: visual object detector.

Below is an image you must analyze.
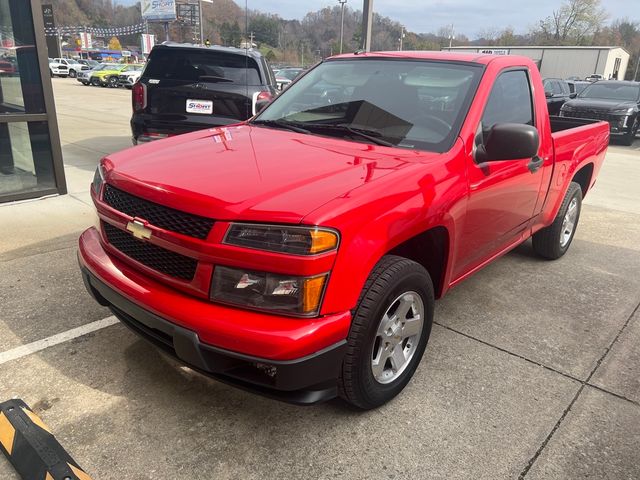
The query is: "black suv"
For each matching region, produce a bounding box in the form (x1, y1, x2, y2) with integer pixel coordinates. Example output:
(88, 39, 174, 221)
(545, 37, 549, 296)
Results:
(131, 43, 277, 144)
(543, 78, 574, 115)
(560, 81, 640, 146)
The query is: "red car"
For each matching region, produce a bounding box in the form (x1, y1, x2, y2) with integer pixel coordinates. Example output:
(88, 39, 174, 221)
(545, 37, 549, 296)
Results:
(0, 60, 16, 74)
(79, 52, 608, 409)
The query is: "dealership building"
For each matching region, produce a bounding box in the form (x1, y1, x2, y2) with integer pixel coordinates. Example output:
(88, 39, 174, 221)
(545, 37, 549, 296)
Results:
(444, 46, 631, 80)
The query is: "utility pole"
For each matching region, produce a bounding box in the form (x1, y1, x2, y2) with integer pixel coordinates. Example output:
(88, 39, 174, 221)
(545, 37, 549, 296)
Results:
(399, 26, 404, 50)
(448, 24, 454, 49)
(199, 0, 213, 45)
(361, 0, 373, 52)
(338, 0, 347, 54)
(634, 51, 640, 81)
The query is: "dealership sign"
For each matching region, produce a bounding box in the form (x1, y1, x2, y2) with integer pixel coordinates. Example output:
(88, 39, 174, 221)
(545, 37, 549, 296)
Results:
(480, 49, 510, 55)
(142, 0, 177, 22)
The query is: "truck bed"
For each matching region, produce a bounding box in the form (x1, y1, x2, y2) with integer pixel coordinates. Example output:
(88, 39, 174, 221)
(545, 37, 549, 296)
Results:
(549, 116, 602, 133)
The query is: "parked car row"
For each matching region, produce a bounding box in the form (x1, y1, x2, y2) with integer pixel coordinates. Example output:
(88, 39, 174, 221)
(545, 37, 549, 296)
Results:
(75, 63, 144, 88)
(542, 76, 639, 145)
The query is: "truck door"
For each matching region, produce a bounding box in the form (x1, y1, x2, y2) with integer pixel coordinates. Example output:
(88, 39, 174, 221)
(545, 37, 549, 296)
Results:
(455, 68, 546, 278)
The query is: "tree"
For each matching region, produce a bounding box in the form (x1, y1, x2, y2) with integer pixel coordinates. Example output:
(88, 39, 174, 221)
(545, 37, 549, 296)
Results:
(220, 21, 242, 47)
(536, 0, 608, 44)
(108, 36, 122, 50)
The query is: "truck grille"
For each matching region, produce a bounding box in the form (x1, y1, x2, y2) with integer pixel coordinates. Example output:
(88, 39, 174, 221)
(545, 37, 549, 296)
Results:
(103, 185, 214, 239)
(562, 110, 615, 122)
(103, 222, 198, 281)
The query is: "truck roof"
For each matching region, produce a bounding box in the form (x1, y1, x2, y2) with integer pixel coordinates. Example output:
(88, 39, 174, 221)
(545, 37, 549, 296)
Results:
(330, 50, 530, 65)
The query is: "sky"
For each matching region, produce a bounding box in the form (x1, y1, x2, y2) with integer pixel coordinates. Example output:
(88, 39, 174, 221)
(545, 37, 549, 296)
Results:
(119, 0, 636, 39)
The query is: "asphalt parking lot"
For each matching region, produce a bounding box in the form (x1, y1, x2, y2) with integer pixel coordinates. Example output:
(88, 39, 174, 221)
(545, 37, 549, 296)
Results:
(1, 77, 639, 479)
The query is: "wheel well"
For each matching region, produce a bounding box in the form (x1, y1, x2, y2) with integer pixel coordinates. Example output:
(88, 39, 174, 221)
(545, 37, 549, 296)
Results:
(387, 226, 449, 298)
(572, 163, 594, 197)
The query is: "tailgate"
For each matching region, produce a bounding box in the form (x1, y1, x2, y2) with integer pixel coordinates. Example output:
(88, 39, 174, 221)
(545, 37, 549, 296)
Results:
(146, 80, 255, 121)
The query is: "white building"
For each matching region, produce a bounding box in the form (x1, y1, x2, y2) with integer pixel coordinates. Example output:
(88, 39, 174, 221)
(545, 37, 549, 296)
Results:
(443, 46, 630, 80)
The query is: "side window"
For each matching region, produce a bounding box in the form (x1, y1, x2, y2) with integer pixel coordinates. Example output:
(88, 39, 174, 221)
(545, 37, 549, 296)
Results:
(551, 80, 563, 95)
(482, 70, 534, 132)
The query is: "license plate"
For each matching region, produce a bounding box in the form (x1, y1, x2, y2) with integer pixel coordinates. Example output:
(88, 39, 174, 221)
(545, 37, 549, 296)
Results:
(186, 99, 213, 114)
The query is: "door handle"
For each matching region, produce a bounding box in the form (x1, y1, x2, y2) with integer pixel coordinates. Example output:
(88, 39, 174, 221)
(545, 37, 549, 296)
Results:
(528, 155, 544, 173)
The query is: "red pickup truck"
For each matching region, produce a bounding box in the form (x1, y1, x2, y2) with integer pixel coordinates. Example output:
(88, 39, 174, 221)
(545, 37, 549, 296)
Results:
(79, 52, 608, 409)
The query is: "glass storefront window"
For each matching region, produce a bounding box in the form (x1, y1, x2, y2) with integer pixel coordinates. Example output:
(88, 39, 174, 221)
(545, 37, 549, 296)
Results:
(0, 121, 55, 196)
(0, 0, 46, 114)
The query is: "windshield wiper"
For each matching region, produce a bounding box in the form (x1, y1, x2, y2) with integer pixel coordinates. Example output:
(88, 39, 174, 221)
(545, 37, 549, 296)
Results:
(301, 123, 396, 147)
(251, 119, 311, 134)
(197, 75, 233, 83)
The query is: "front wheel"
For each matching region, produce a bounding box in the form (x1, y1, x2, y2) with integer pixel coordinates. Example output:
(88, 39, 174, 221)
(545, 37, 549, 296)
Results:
(532, 181, 582, 260)
(338, 255, 434, 409)
(90, 77, 100, 86)
(622, 118, 638, 146)
(108, 76, 118, 88)
(69, 69, 76, 78)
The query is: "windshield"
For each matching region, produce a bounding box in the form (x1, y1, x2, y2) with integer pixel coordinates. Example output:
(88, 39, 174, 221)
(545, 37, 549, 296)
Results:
(254, 58, 483, 152)
(278, 69, 302, 80)
(579, 82, 640, 101)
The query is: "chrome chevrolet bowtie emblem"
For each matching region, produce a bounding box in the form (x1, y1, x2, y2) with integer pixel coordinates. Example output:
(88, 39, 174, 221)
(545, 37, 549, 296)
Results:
(126, 220, 152, 240)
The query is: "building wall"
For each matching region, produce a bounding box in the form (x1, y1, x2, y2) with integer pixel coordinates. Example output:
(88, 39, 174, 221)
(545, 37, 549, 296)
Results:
(445, 47, 630, 80)
(603, 48, 630, 80)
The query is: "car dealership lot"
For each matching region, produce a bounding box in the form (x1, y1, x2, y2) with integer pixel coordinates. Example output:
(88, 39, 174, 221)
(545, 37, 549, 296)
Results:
(1, 78, 639, 479)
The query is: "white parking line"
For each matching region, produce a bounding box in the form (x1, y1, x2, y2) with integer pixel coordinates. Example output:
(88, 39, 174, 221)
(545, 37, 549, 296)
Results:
(0, 316, 119, 365)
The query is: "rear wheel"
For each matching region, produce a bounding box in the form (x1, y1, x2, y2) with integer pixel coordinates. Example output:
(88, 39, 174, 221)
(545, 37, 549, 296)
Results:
(338, 255, 434, 409)
(532, 182, 582, 260)
(69, 69, 76, 78)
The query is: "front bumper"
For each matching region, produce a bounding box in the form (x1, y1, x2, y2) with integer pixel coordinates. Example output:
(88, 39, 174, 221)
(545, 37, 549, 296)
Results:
(78, 227, 350, 404)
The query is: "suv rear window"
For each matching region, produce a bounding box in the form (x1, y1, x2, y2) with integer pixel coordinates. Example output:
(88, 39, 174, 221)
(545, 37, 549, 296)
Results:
(144, 48, 263, 85)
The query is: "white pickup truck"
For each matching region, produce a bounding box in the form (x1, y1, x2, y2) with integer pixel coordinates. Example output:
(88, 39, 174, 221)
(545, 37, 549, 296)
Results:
(51, 58, 89, 78)
(48, 58, 68, 77)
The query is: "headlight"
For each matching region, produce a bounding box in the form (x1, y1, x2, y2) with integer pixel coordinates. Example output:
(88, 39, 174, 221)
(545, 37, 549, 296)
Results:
(224, 223, 339, 255)
(91, 164, 104, 195)
(210, 266, 328, 316)
(611, 107, 634, 115)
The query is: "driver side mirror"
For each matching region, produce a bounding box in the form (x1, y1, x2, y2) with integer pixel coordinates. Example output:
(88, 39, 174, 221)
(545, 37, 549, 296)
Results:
(545, 91, 554, 98)
(569, 93, 577, 99)
(476, 123, 539, 163)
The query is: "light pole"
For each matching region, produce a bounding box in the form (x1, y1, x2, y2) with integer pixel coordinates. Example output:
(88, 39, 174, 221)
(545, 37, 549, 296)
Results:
(361, 0, 373, 52)
(200, 0, 213, 45)
(338, 0, 347, 54)
(398, 26, 404, 51)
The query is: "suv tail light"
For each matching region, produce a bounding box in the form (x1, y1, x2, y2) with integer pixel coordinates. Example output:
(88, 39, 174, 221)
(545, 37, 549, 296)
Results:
(253, 90, 273, 115)
(257, 91, 272, 102)
(132, 82, 147, 113)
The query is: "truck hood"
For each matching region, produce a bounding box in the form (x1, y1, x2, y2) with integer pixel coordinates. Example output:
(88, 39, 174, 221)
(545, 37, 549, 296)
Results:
(104, 125, 435, 223)
(564, 98, 638, 111)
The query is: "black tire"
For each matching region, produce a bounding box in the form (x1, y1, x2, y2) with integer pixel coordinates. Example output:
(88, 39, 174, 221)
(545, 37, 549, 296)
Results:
(69, 69, 76, 78)
(532, 182, 582, 260)
(49, 69, 53, 78)
(90, 77, 100, 86)
(622, 118, 638, 146)
(108, 76, 118, 87)
(338, 255, 434, 409)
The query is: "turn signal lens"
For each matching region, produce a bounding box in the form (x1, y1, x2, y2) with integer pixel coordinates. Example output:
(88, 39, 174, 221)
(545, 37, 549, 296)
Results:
(224, 224, 339, 255)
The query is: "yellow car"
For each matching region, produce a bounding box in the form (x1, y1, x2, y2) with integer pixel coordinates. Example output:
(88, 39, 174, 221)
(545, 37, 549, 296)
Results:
(90, 64, 143, 87)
